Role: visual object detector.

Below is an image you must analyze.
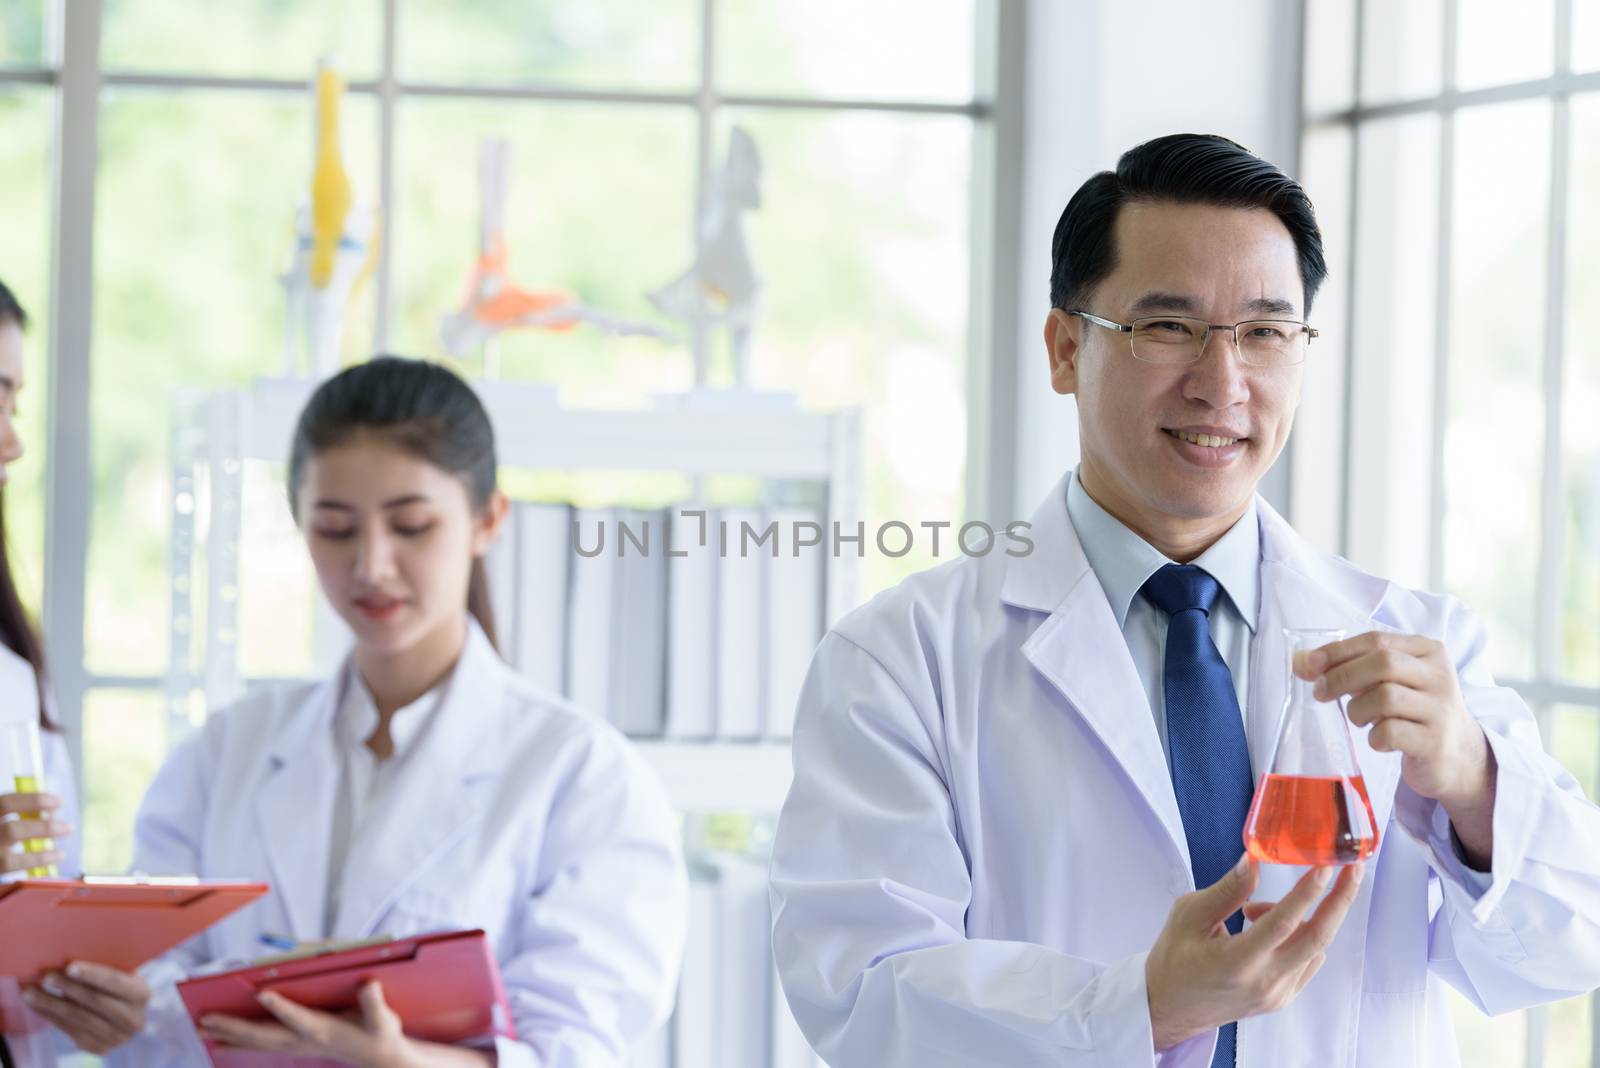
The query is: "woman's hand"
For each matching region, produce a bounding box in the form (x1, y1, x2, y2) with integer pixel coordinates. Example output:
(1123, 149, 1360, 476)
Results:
(198, 981, 492, 1067)
(0, 790, 69, 874)
(21, 961, 150, 1055)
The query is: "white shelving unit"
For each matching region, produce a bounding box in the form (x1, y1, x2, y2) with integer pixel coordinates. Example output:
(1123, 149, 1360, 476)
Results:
(165, 376, 861, 814)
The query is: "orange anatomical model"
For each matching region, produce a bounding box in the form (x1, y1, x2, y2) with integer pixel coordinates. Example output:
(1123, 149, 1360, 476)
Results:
(437, 139, 672, 358)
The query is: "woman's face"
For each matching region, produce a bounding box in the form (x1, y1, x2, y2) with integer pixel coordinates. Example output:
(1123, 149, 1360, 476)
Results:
(0, 320, 27, 486)
(296, 432, 503, 658)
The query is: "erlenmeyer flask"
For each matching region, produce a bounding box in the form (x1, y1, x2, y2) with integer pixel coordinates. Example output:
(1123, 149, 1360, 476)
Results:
(1243, 628, 1379, 866)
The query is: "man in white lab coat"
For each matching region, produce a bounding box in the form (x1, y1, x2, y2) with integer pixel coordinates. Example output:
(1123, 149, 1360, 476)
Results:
(769, 133, 1600, 1067)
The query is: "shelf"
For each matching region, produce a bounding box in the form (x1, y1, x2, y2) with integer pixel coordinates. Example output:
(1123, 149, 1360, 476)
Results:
(633, 740, 793, 813)
(169, 378, 858, 816)
(238, 377, 842, 477)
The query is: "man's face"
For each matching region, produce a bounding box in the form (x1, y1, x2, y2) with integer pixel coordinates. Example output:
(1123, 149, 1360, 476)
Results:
(1047, 200, 1307, 543)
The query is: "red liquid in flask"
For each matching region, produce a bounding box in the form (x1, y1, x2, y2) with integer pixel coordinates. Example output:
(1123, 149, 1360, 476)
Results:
(1243, 773, 1379, 866)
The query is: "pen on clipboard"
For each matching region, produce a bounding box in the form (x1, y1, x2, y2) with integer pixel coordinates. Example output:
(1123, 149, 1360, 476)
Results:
(257, 933, 296, 951)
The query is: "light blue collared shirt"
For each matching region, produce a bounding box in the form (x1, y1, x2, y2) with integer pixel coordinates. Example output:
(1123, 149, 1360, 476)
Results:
(1065, 469, 1260, 775)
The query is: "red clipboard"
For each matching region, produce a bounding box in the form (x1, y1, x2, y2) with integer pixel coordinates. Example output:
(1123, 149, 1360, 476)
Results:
(0, 877, 268, 984)
(177, 929, 515, 1066)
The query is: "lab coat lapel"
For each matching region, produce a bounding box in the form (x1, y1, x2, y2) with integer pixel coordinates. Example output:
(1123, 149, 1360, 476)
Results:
(254, 680, 341, 940)
(1253, 500, 1403, 840)
(1003, 477, 1191, 867)
(337, 622, 505, 937)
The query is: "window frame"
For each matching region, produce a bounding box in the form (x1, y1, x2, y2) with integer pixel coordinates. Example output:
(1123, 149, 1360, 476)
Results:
(2, 0, 1017, 854)
(1298, 0, 1600, 1063)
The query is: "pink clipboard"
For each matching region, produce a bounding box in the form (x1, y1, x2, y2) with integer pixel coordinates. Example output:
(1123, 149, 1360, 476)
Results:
(177, 929, 515, 1067)
(0, 878, 268, 984)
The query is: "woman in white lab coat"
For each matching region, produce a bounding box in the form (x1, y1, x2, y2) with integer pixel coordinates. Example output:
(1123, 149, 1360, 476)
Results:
(0, 280, 152, 1067)
(110, 357, 688, 1067)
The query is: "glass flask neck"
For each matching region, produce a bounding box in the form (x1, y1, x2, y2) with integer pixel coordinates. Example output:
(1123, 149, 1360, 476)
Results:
(1271, 626, 1362, 779)
(1283, 628, 1345, 705)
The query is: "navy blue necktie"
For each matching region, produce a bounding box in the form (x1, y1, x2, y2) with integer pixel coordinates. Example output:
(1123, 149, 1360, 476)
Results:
(1141, 564, 1254, 1067)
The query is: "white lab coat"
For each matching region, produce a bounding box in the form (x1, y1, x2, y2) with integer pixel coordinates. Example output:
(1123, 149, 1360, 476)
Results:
(770, 475, 1600, 1068)
(0, 642, 83, 1068)
(107, 621, 688, 1068)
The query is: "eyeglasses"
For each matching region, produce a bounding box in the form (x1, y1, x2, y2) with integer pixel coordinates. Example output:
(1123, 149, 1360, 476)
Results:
(1069, 310, 1318, 367)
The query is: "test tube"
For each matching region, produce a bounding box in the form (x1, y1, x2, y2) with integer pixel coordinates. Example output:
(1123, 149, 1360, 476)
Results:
(0, 703, 56, 878)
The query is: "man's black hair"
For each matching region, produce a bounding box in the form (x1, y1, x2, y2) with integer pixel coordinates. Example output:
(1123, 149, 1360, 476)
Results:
(1049, 133, 1328, 315)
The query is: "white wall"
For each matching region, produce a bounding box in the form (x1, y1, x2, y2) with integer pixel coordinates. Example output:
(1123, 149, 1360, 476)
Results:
(1008, 0, 1306, 517)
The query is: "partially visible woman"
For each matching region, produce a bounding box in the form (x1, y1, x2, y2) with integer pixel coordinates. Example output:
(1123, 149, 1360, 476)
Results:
(110, 356, 687, 1066)
(0, 280, 151, 1066)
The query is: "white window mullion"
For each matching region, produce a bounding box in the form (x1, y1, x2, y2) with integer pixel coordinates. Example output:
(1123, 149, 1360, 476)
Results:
(690, 0, 717, 386)
(1533, 33, 1571, 699)
(1589, 992, 1600, 1068)
(963, 0, 1022, 530)
(1546, 11, 1598, 1067)
(1333, 0, 1367, 558)
(1425, 0, 1458, 595)
(42, 0, 102, 791)
(373, 0, 398, 353)
(1311, 69, 1600, 125)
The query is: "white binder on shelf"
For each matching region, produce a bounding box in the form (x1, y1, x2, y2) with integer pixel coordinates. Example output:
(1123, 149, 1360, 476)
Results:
(612, 507, 668, 737)
(762, 506, 824, 739)
(566, 506, 620, 720)
(713, 855, 773, 1068)
(513, 501, 573, 696)
(665, 505, 718, 739)
(674, 875, 720, 1068)
(715, 507, 766, 741)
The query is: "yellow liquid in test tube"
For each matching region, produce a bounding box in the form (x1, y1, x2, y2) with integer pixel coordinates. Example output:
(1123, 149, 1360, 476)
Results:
(11, 774, 57, 877)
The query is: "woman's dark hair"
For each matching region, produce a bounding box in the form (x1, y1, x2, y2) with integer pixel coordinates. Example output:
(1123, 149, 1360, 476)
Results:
(0, 279, 53, 731)
(1049, 133, 1328, 315)
(0, 280, 27, 332)
(287, 355, 501, 651)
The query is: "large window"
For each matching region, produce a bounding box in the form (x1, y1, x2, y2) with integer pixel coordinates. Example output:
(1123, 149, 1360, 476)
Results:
(0, 1, 994, 874)
(1299, 1, 1600, 1064)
